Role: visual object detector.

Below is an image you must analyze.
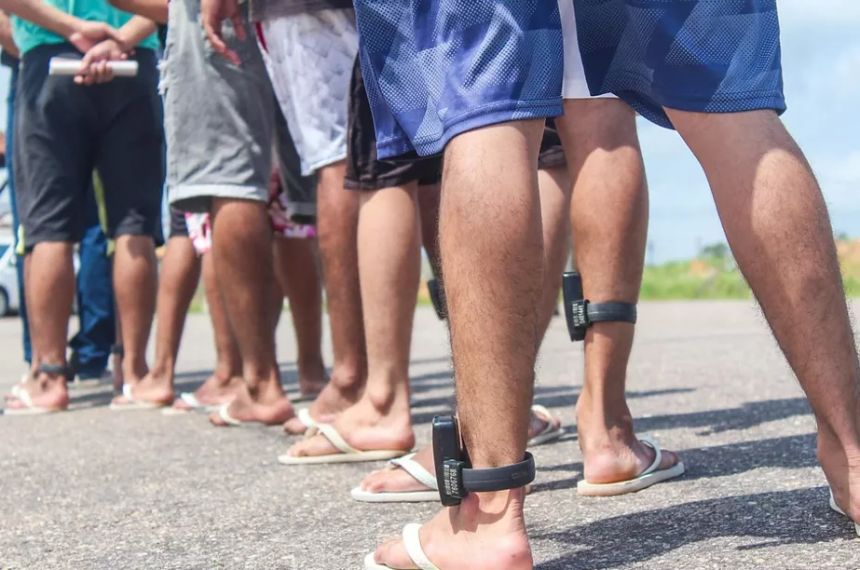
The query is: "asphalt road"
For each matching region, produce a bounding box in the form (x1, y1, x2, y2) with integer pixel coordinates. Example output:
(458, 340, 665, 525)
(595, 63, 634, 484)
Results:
(1, 301, 859, 570)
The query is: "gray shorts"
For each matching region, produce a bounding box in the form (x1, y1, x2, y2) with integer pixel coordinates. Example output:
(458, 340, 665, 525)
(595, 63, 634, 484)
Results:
(161, 0, 273, 212)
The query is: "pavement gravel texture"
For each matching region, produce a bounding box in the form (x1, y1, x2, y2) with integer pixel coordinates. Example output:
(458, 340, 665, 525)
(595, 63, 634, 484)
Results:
(1, 301, 859, 570)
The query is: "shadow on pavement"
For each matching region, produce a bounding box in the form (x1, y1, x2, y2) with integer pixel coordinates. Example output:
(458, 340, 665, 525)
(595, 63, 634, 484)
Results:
(532, 487, 843, 570)
(532, 433, 817, 492)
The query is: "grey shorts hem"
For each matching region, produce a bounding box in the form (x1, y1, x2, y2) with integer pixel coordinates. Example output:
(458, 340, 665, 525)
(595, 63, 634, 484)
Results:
(306, 153, 347, 175)
(169, 184, 268, 213)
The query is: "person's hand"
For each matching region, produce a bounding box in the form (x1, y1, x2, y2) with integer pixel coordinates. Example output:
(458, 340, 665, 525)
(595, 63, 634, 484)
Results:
(74, 39, 128, 85)
(68, 21, 123, 54)
(200, 0, 244, 65)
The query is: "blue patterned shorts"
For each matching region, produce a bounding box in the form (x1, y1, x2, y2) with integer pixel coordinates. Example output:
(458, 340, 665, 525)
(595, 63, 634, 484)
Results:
(354, 0, 786, 158)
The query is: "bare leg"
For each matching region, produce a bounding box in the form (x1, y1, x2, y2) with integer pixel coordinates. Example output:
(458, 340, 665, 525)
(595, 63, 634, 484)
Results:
(273, 236, 328, 397)
(535, 167, 571, 343)
(557, 99, 682, 484)
(113, 236, 199, 405)
(666, 108, 860, 519)
(417, 183, 442, 279)
(112, 310, 122, 393)
(371, 121, 542, 570)
(7, 243, 73, 410)
(206, 199, 293, 426)
(284, 181, 420, 458)
(112, 235, 158, 388)
(358, 165, 568, 496)
(283, 162, 365, 433)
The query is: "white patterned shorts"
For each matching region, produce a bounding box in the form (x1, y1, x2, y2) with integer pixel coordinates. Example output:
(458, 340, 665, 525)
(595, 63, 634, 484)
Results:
(256, 10, 359, 176)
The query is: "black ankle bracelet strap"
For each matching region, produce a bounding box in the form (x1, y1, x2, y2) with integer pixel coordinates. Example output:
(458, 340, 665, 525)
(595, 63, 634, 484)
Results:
(433, 415, 536, 506)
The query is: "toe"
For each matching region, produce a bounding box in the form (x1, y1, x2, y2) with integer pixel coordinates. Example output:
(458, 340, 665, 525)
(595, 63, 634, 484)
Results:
(360, 469, 386, 491)
(659, 449, 681, 471)
(208, 411, 227, 426)
(283, 417, 309, 434)
(375, 536, 415, 570)
(287, 434, 339, 458)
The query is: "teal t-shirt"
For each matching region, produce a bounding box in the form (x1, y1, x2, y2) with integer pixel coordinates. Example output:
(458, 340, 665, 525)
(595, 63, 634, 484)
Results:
(12, 0, 159, 56)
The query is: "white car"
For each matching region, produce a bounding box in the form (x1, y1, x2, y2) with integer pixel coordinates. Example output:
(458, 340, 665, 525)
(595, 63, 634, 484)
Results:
(0, 235, 81, 317)
(0, 235, 20, 316)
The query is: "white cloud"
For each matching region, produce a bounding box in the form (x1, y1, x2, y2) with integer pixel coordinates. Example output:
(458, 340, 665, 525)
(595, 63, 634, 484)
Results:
(779, 0, 860, 29)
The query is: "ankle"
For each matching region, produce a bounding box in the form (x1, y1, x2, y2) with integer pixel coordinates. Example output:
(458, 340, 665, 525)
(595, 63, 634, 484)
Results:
(364, 381, 411, 417)
(817, 419, 860, 460)
(245, 374, 286, 403)
(330, 364, 366, 391)
(148, 362, 174, 385)
(456, 488, 530, 540)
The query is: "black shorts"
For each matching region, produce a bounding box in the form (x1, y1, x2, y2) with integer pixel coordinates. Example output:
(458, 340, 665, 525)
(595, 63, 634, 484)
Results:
(345, 58, 566, 192)
(273, 103, 317, 224)
(14, 44, 164, 248)
(168, 206, 188, 239)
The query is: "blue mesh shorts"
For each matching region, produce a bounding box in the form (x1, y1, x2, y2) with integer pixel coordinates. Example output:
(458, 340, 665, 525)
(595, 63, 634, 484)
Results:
(354, 0, 786, 159)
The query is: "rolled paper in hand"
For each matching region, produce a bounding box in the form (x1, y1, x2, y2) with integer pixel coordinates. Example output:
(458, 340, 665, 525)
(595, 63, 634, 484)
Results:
(48, 58, 139, 77)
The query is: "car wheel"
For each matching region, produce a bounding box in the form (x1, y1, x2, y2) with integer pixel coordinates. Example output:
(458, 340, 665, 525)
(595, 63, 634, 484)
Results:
(0, 288, 8, 317)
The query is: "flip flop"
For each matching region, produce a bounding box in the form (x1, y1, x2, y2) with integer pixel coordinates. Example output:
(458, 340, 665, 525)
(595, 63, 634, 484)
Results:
(351, 453, 440, 503)
(4, 386, 66, 416)
(7, 374, 28, 400)
(297, 408, 318, 429)
(109, 384, 169, 411)
(162, 392, 222, 415)
(577, 435, 685, 497)
(528, 405, 565, 447)
(829, 489, 860, 537)
(211, 403, 252, 426)
(364, 524, 441, 570)
(278, 422, 410, 465)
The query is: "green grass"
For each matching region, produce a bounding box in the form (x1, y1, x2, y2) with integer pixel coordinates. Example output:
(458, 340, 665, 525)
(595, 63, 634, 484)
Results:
(186, 251, 859, 314)
(640, 260, 752, 300)
(639, 257, 860, 300)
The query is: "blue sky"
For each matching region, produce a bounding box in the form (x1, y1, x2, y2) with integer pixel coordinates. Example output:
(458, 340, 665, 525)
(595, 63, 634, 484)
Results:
(0, 0, 857, 262)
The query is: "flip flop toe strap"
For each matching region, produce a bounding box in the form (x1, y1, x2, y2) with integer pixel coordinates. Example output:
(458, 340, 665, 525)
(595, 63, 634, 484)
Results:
(390, 453, 438, 490)
(180, 392, 203, 409)
(298, 408, 317, 429)
(15, 386, 35, 408)
(218, 404, 243, 426)
(638, 435, 664, 478)
(402, 524, 442, 570)
(314, 423, 359, 454)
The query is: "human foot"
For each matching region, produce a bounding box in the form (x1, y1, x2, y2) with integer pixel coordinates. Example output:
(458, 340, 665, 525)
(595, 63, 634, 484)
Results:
(355, 407, 559, 498)
(5, 369, 70, 413)
(280, 396, 413, 462)
(171, 373, 243, 412)
(208, 382, 294, 427)
(367, 489, 532, 570)
(818, 426, 860, 532)
(110, 372, 175, 409)
(576, 401, 682, 493)
(283, 373, 363, 434)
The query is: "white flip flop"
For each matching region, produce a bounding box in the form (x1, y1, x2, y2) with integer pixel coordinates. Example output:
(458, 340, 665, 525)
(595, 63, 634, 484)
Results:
(351, 453, 440, 503)
(214, 403, 250, 426)
(364, 524, 441, 570)
(297, 408, 318, 430)
(829, 489, 860, 537)
(528, 405, 565, 447)
(163, 392, 222, 415)
(3, 386, 65, 416)
(109, 384, 168, 411)
(278, 423, 409, 465)
(577, 435, 685, 497)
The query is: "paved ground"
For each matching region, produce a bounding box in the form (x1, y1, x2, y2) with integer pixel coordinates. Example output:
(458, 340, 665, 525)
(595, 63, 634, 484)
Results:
(1, 302, 859, 570)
